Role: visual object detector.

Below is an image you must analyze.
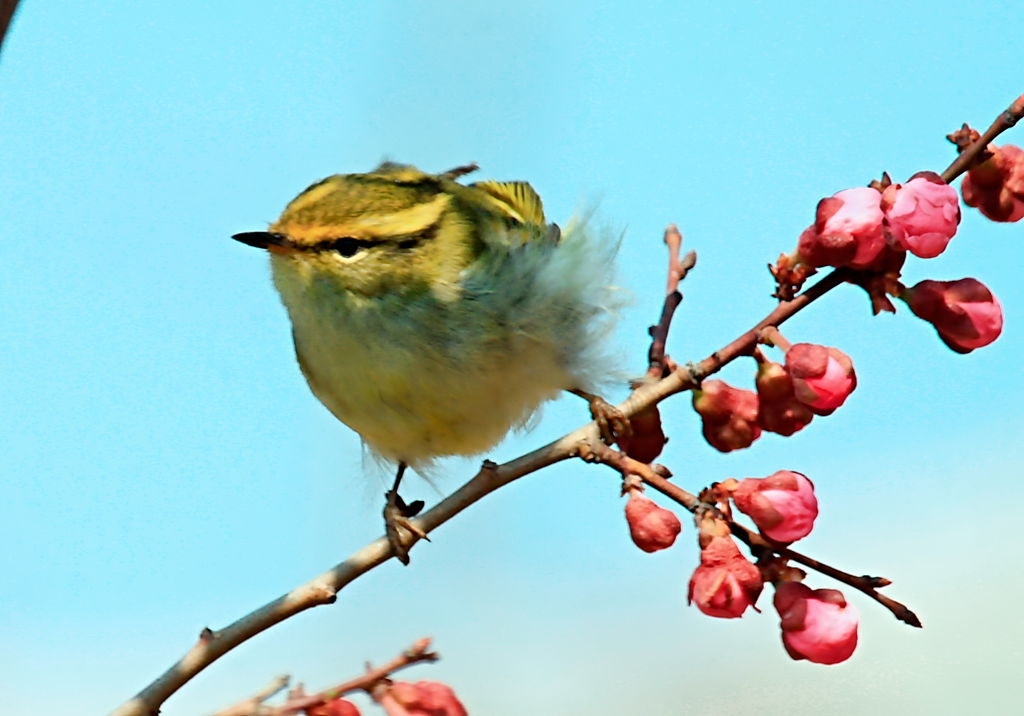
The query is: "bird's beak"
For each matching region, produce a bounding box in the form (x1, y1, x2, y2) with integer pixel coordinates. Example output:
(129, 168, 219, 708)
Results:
(231, 231, 299, 256)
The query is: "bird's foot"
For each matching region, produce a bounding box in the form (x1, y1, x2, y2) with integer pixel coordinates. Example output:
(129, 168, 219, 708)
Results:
(570, 388, 632, 445)
(383, 489, 429, 565)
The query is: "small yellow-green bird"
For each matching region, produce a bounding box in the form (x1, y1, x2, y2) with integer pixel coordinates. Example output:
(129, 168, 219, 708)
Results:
(233, 162, 620, 562)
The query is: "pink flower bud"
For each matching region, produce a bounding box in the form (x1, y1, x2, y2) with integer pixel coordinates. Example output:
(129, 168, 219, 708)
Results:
(903, 278, 1003, 353)
(307, 698, 362, 716)
(624, 491, 681, 552)
(616, 404, 666, 463)
(387, 681, 466, 716)
(774, 582, 859, 665)
(961, 144, 1024, 222)
(881, 171, 960, 258)
(798, 188, 886, 269)
(755, 361, 814, 436)
(688, 536, 763, 618)
(733, 471, 818, 542)
(692, 380, 761, 452)
(784, 344, 856, 415)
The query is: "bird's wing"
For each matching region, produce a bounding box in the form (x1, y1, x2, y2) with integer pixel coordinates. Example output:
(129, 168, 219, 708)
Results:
(470, 180, 547, 226)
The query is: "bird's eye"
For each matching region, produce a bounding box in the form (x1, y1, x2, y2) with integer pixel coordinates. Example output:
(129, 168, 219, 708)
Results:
(331, 238, 362, 258)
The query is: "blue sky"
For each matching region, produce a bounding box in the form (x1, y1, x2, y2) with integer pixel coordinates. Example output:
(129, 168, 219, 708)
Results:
(2, 2, 1021, 714)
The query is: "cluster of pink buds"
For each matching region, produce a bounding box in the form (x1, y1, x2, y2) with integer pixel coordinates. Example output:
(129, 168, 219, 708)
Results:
(615, 132, 1016, 677)
(682, 473, 860, 664)
(797, 172, 960, 268)
(620, 471, 856, 662)
(692, 332, 856, 452)
(781, 171, 1004, 352)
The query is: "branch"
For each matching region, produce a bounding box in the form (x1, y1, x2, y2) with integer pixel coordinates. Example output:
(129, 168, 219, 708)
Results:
(942, 94, 1024, 183)
(0, 0, 20, 56)
(212, 675, 290, 716)
(212, 638, 436, 716)
(107, 264, 847, 716)
(282, 638, 436, 715)
(108, 96, 1017, 716)
(576, 440, 921, 628)
(647, 224, 696, 378)
(729, 523, 922, 628)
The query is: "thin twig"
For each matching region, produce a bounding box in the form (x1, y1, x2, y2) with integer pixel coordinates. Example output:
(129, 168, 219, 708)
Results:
(212, 676, 290, 716)
(0, 0, 19, 56)
(729, 523, 922, 628)
(648, 225, 696, 378)
(107, 96, 1018, 716)
(212, 639, 436, 716)
(663, 224, 695, 296)
(102, 266, 859, 716)
(577, 440, 921, 627)
(942, 94, 1024, 183)
(277, 638, 436, 715)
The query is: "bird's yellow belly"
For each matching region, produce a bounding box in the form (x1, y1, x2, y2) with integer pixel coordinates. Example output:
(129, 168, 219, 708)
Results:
(293, 316, 571, 464)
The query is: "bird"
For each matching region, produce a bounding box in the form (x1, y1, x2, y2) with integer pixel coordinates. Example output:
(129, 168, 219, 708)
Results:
(233, 162, 622, 562)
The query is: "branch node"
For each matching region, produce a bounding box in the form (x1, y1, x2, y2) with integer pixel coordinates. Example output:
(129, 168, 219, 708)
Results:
(651, 463, 673, 479)
(683, 360, 707, 386)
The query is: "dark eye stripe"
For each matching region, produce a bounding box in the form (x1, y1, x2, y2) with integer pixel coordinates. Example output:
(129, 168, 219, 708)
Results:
(308, 237, 382, 256)
(310, 219, 441, 256)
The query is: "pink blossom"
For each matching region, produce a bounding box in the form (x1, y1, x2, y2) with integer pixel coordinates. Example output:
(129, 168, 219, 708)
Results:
(307, 698, 361, 716)
(732, 471, 818, 543)
(688, 536, 763, 618)
(755, 360, 814, 436)
(785, 344, 856, 415)
(961, 143, 1024, 222)
(624, 491, 681, 553)
(774, 582, 859, 665)
(385, 681, 466, 716)
(903, 278, 1003, 353)
(797, 187, 886, 269)
(882, 171, 960, 258)
(692, 380, 762, 452)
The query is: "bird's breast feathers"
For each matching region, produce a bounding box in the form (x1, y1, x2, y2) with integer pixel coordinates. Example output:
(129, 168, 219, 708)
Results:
(271, 217, 619, 465)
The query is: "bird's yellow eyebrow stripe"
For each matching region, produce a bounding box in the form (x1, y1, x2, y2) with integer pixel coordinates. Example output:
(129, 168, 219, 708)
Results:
(273, 193, 452, 243)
